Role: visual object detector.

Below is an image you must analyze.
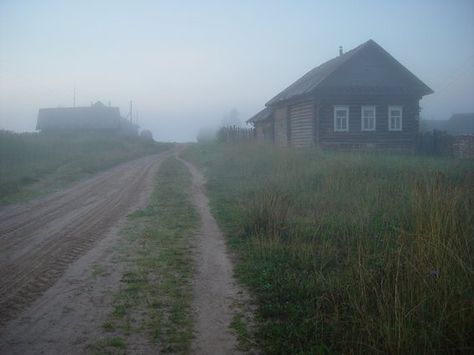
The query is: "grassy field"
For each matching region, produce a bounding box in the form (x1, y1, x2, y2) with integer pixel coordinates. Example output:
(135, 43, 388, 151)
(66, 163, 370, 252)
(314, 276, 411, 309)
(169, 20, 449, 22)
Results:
(0, 130, 171, 204)
(89, 157, 199, 354)
(183, 143, 474, 354)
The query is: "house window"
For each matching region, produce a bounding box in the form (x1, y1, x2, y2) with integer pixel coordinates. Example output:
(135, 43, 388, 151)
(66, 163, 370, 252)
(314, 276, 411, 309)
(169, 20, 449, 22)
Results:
(334, 105, 349, 132)
(388, 106, 402, 131)
(361, 106, 376, 131)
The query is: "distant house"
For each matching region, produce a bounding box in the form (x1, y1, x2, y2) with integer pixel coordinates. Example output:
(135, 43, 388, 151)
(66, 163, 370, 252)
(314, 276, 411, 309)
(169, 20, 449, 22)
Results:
(419, 119, 447, 133)
(247, 39, 433, 152)
(420, 113, 474, 135)
(36, 101, 139, 136)
(448, 113, 474, 135)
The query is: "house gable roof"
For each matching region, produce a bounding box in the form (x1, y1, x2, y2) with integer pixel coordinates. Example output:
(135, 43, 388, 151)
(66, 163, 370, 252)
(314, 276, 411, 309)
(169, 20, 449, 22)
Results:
(246, 107, 273, 124)
(266, 39, 433, 106)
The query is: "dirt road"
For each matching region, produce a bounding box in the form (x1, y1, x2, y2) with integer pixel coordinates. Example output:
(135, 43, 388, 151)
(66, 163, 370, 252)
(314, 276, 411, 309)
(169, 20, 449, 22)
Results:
(0, 153, 168, 326)
(0, 150, 253, 354)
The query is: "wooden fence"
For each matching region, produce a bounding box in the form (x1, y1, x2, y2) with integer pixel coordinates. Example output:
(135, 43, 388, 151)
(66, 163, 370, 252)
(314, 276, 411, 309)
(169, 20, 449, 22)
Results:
(217, 126, 254, 143)
(416, 130, 474, 159)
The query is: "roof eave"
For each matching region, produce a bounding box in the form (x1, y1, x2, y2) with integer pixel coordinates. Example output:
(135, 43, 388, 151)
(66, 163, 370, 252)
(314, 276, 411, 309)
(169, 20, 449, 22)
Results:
(423, 87, 434, 96)
(266, 92, 314, 107)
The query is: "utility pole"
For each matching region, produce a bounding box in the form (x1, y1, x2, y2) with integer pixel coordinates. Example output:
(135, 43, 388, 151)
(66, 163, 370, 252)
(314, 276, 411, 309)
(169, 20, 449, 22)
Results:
(129, 100, 133, 122)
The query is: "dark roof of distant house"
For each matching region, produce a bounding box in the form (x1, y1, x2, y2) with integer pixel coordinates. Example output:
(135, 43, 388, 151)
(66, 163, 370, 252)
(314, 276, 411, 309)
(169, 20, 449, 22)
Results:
(448, 113, 474, 135)
(266, 39, 434, 106)
(450, 113, 474, 122)
(36, 101, 138, 132)
(246, 107, 273, 124)
(419, 119, 447, 133)
(420, 113, 474, 135)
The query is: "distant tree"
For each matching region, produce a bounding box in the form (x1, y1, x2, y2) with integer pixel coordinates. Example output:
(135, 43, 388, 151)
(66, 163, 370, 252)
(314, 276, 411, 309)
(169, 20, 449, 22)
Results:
(140, 129, 153, 140)
(222, 108, 242, 127)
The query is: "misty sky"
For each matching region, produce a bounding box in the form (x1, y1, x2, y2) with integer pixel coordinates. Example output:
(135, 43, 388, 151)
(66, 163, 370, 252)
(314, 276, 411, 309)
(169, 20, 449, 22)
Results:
(1, 0, 473, 141)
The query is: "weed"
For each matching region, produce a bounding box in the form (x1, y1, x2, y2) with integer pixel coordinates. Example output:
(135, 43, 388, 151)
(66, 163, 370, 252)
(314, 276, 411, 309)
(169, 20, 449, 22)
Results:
(102, 321, 115, 332)
(112, 304, 128, 319)
(230, 312, 256, 352)
(87, 336, 126, 355)
(93, 157, 199, 353)
(183, 143, 474, 354)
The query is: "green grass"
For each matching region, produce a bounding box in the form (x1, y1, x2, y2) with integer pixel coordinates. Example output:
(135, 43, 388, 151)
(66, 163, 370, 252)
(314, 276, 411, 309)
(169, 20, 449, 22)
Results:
(91, 156, 199, 353)
(230, 312, 256, 352)
(87, 336, 126, 355)
(183, 142, 474, 354)
(0, 130, 171, 204)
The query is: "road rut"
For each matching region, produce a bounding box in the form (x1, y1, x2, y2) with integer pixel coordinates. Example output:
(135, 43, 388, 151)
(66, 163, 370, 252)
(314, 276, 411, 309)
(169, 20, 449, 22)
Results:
(0, 153, 167, 325)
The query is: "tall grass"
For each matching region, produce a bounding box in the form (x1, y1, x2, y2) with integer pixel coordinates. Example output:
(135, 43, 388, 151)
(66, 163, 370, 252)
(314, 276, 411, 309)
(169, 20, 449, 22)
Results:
(0, 130, 171, 202)
(183, 143, 474, 354)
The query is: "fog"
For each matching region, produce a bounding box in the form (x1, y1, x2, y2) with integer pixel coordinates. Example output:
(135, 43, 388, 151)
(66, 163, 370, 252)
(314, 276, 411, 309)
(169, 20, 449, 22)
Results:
(1, 0, 473, 142)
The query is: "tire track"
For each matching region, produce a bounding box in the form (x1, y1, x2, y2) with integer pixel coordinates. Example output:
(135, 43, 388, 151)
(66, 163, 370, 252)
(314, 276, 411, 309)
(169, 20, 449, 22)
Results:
(0, 153, 169, 325)
(0, 158, 152, 249)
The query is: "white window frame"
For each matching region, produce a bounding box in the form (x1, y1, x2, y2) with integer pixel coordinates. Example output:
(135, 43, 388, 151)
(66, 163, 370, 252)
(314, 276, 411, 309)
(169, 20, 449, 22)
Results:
(388, 105, 403, 131)
(361, 105, 376, 131)
(334, 105, 349, 132)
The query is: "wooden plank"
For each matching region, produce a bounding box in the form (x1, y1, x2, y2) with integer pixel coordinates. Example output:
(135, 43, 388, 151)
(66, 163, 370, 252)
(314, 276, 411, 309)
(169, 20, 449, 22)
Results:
(289, 101, 313, 147)
(274, 106, 288, 147)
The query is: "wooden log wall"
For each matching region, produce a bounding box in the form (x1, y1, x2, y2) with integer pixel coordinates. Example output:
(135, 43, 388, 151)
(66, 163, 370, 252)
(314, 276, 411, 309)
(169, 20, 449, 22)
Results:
(316, 94, 420, 152)
(289, 100, 314, 147)
(274, 106, 288, 147)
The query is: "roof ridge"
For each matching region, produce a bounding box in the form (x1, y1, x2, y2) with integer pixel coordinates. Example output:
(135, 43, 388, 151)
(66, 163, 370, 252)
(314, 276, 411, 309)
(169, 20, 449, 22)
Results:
(313, 39, 372, 84)
(265, 39, 433, 107)
(265, 40, 374, 106)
